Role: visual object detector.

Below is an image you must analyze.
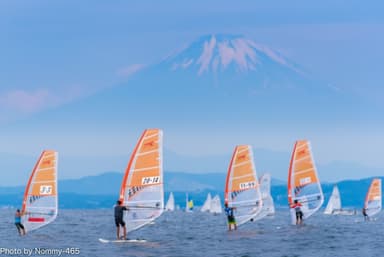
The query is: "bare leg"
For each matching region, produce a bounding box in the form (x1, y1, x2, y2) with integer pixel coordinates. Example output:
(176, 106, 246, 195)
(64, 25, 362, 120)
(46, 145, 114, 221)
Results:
(123, 225, 127, 240)
(116, 226, 120, 239)
(234, 223, 237, 230)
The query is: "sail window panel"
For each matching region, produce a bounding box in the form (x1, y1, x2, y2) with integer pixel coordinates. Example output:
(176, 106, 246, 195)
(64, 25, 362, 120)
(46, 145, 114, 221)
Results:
(134, 152, 159, 169)
(31, 182, 56, 196)
(34, 169, 56, 181)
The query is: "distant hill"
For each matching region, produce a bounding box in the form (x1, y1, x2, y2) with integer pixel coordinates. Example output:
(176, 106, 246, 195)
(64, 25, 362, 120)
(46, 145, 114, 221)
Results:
(0, 171, 380, 209)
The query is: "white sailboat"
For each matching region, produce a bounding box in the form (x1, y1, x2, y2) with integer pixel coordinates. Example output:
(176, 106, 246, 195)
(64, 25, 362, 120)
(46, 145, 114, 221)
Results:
(259, 173, 275, 216)
(210, 194, 222, 214)
(324, 185, 356, 215)
(165, 192, 175, 211)
(200, 193, 212, 212)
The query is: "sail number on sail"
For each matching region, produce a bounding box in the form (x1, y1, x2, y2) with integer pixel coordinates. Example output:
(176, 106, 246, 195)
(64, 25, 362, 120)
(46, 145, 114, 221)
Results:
(240, 181, 256, 190)
(142, 176, 161, 185)
(300, 177, 311, 185)
(39, 185, 53, 195)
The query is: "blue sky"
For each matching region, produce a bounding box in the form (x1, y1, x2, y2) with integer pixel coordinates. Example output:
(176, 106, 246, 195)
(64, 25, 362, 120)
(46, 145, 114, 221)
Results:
(1, 1, 384, 185)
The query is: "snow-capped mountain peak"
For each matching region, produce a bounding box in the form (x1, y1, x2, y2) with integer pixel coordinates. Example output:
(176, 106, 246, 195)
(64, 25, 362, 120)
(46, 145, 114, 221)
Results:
(165, 34, 301, 75)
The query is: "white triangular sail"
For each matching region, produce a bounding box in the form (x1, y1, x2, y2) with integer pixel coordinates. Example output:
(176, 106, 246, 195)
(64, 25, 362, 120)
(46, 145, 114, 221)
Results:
(200, 193, 212, 212)
(21, 150, 58, 234)
(224, 145, 263, 226)
(165, 192, 175, 211)
(119, 129, 164, 232)
(364, 178, 382, 218)
(210, 194, 222, 214)
(259, 173, 275, 216)
(324, 185, 341, 214)
(288, 140, 324, 224)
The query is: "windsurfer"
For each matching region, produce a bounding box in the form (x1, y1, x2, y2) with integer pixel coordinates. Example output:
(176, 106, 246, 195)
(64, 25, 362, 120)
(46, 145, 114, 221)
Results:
(224, 203, 237, 231)
(15, 209, 26, 236)
(362, 207, 369, 221)
(291, 200, 304, 225)
(114, 200, 129, 239)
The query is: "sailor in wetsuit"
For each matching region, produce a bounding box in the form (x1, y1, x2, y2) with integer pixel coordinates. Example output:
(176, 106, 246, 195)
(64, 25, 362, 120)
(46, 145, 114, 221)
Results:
(291, 200, 304, 225)
(114, 200, 129, 239)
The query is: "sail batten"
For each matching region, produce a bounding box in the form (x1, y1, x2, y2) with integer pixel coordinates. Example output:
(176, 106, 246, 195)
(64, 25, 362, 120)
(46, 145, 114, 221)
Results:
(120, 129, 164, 232)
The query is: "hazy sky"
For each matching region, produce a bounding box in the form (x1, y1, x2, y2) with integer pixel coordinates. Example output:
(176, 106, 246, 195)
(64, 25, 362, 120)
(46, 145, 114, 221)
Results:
(1, 1, 384, 185)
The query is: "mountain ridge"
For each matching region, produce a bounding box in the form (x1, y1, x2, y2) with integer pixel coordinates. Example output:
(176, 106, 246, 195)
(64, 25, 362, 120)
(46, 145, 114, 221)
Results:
(0, 171, 380, 209)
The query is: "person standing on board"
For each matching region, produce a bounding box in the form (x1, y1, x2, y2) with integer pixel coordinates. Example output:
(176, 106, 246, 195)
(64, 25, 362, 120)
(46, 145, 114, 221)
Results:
(15, 209, 26, 236)
(291, 200, 304, 225)
(362, 207, 369, 221)
(224, 203, 237, 231)
(114, 200, 129, 240)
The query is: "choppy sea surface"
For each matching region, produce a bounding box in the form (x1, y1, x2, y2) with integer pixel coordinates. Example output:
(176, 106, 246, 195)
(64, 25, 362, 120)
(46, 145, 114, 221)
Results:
(0, 208, 383, 257)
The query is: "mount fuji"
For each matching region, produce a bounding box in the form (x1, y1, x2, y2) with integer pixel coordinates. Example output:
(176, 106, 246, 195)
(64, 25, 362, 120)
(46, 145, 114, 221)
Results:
(42, 34, 362, 128)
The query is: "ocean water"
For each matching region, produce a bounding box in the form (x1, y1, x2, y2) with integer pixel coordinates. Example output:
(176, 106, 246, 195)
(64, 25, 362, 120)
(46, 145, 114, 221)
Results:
(0, 208, 383, 257)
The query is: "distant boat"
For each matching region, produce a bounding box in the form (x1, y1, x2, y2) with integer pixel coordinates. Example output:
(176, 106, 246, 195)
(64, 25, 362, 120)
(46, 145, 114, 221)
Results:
(324, 185, 356, 215)
(21, 150, 58, 234)
(364, 178, 382, 218)
(185, 193, 194, 212)
(165, 192, 175, 211)
(210, 194, 222, 214)
(224, 145, 263, 226)
(287, 140, 324, 225)
(200, 193, 212, 212)
(118, 129, 164, 232)
(259, 173, 275, 216)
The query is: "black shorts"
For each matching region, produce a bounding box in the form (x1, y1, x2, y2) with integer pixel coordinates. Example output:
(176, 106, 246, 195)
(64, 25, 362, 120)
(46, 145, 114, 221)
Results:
(227, 216, 236, 224)
(115, 218, 125, 227)
(15, 222, 24, 230)
(296, 211, 303, 219)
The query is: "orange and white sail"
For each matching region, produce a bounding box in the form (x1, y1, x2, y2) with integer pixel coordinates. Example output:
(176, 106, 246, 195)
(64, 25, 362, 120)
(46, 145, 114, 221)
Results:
(119, 129, 164, 232)
(364, 178, 382, 217)
(21, 150, 58, 233)
(224, 145, 263, 226)
(288, 140, 323, 224)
